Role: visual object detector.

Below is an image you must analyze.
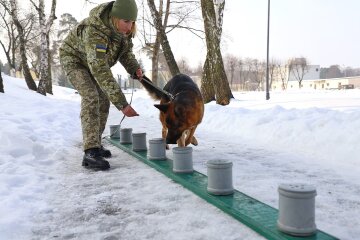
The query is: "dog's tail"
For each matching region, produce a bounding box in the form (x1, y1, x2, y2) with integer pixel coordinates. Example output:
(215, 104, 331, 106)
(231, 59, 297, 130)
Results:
(139, 76, 166, 101)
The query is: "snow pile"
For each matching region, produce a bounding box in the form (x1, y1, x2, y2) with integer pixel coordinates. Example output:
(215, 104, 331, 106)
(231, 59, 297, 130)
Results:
(1, 74, 359, 239)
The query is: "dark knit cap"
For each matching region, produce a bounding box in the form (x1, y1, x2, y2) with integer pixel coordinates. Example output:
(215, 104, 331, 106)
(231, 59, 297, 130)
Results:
(110, 0, 138, 21)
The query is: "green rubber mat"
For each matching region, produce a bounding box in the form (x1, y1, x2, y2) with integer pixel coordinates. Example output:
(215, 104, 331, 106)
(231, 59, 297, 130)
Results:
(106, 137, 339, 240)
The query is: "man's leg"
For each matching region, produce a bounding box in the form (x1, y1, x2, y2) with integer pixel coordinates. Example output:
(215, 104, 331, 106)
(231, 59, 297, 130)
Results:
(67, 69, 102, 151)
(66, 68, 110, 169)
(95, 80, 111, 157)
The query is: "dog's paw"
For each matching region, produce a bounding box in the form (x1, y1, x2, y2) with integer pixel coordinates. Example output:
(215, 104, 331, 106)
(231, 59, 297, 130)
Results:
(191, 136, 198, 146)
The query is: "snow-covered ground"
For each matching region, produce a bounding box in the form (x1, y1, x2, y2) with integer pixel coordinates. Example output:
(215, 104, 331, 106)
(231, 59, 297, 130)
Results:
(1, 74, 359, 240)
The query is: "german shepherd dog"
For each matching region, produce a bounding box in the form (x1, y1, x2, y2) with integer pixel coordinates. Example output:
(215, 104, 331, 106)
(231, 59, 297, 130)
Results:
(140, 74, 204, 148)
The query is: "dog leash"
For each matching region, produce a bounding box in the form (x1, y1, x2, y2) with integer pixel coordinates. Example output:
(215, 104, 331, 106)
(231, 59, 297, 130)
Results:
(108, 78, 136, 139)
(140, 75, 175, 101)
(108, 75, 174, 139)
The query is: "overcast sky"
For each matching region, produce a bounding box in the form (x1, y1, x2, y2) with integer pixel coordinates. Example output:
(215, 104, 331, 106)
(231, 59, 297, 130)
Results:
(2, 0, 360, 71)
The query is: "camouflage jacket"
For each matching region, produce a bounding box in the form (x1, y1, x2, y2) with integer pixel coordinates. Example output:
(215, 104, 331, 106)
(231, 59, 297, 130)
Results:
(60, 2, 139, 110)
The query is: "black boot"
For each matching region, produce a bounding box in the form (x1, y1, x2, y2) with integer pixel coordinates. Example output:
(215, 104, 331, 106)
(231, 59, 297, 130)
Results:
(82, 148, 110, 170)
(100, 145, 112, 158)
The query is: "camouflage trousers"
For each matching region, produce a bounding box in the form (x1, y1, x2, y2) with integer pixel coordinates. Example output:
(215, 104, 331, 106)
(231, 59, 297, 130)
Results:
(66, 68, 110, 151)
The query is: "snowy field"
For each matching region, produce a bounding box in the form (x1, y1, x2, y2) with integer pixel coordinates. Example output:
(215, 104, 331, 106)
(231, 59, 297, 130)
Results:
(1, 74, 359, 240)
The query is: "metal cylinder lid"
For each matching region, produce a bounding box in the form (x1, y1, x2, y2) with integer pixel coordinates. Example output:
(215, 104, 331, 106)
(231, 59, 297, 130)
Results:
(172, 146, 193, 154)
(121, 128, 132, 132)
(279, 184, 317, 199)
(206, 159, 233, 169)
(132, 132, 146, 137)
(149, 138, 164, 143)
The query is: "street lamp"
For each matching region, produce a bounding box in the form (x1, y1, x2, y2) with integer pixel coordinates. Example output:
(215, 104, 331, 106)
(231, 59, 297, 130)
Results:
(265, 0, 270, 100)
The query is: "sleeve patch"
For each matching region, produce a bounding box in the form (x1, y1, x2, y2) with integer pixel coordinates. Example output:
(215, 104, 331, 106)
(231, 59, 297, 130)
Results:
(95, 44, 107, 58)
(96, 44, 107, 53)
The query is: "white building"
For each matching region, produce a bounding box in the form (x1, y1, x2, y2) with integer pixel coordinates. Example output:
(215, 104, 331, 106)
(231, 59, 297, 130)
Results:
(286, 76, 360, 90)
(272, 61, 360, 90)
(288, 65, 320, 81)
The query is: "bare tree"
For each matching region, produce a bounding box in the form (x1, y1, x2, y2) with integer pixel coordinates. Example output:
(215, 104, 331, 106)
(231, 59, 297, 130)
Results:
(1, 0, 38, 76)
(323, 65, 342, 79)
(193, 61, 203, 76)
(268, 58, 278, 89)
(9, 0, 37, 91)
(0, 64, 4, 92)
(178, 57, 192, 75)
(200, 0, 233, 105)
(237, 58, 243, 90)
(288, 57, 309, 88)
(242, 58, 253, 91)
(147, 0, 180, 76)
(276, 62, 289, 90)
(0, 4, 17, 73)
(224, 54, 237, 89)
(28, 45, 40, 78)
(30, 0, 56, 95)
(248, 59, 264, 91)
(147, 0, 170, 85)
(343, 66, 360, 77)
(139, 0, 202, 84)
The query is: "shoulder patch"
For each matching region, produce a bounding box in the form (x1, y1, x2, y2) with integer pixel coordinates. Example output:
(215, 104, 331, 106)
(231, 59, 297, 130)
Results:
(95, 44, 107, 58)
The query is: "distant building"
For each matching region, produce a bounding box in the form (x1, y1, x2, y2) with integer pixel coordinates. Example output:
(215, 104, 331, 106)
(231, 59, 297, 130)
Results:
(273, 76, 360, 90)
(272, 62, 360, 90)
(288, 65, 320, 81)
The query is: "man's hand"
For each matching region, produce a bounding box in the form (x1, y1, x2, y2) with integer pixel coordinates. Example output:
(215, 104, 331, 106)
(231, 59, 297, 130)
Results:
(135, 68, 143, 80)
(122, 105, 139, 117)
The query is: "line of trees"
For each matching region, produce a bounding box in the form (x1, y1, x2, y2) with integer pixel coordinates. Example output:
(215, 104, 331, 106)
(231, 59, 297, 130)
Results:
(221, 55, 360, 91)
(320, 65, 360, 79)
(0, 0, 57, 95)
(1, 1, 358, 99)
(0, 0, 234, 105)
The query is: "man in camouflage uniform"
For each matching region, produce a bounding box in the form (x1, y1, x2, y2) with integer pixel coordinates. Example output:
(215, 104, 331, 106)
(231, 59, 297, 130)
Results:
(60, 0, 142, 170)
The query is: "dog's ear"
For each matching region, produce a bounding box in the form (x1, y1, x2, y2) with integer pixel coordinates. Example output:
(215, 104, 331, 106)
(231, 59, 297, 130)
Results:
(154, 103, 169, 113)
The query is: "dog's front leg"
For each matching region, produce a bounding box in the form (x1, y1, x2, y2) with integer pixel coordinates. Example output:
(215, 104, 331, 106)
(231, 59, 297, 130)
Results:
(177, 130, 189, 147)
(162, 126, 169, 149)
(190, 136, 198, 146)
(184, 127, 197, 146)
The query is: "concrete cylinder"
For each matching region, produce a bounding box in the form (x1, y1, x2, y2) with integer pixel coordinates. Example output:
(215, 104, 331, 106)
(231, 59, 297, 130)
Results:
(277, 183, 317, 236)
(120, 128, 132, 144)
(109, 124, 120, 139)
(132, 133, 147, 151)
(172, 147, 193, 173)
(206, 160, 234, 195)
(149, 138, 166, 160)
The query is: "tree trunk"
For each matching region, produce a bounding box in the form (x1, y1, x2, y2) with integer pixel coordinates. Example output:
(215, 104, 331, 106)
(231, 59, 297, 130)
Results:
(46, 46, 53, 94)
(200, 56, 215, 102)
(150, 0, 171, 86)
(47, 0, 56, 95)
(33, 0, 56, 95)
(9, 0, 37, 91)
(0, 65, 4, 93)
(20, 36, 37, 91)
(211, 44, 233, 105)
(200, 0, 233, 105)
(150, 0, 163, 86)
(151, 34, 161, 86)
(0, 5, 17, 73)
(147, 0, 180, 77)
